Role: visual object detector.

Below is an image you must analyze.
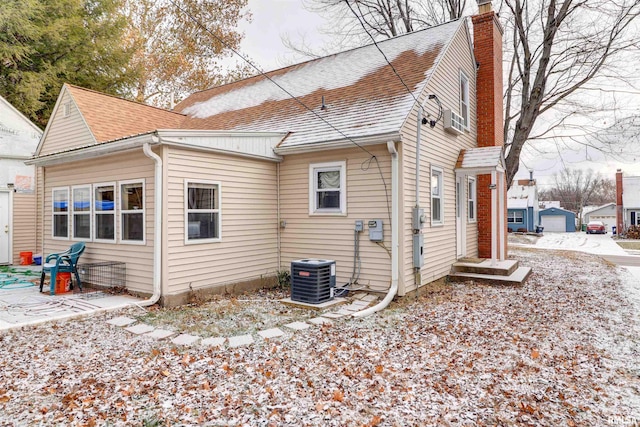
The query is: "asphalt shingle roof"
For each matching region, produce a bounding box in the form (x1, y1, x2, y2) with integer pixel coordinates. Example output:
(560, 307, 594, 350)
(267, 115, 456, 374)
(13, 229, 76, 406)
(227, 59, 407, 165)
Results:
(62, 20, 463, 149)
(66, 85, 185, 143)
(175, 20, 463, 148)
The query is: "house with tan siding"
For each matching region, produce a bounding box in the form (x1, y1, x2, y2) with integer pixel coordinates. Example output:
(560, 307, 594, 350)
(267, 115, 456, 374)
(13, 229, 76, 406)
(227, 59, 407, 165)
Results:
(28, 3, 516, 307)
(0, 95, 42, 265)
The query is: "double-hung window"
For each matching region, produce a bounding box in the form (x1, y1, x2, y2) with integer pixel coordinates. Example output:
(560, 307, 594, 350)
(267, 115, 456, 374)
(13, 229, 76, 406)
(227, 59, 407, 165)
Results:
(94, 183, 115, 241)
(185, 181, 220, 243)
(508, 211, 524, 224)
(431, 166, 444, 225)
(72, 186, 91, 239)
(120, 180, 144, 243)
(467, 177, 476, 222)
(460, 71, 470, 130)
(52, 188, 69, 238)
(309, 161, 346, 215)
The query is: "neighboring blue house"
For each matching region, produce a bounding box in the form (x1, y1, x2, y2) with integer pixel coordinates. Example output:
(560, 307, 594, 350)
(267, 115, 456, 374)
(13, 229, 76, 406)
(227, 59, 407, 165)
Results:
(507, 175, 539, 232)
(539, 207, 576, 232)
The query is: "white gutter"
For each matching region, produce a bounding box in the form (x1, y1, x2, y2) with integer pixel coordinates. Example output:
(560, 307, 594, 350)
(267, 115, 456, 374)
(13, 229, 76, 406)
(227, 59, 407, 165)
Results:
(353, 141, 399, 318)
(138, 140, 163, 306)
(26, 133, 157, 166)
(274, 131, 402, 155)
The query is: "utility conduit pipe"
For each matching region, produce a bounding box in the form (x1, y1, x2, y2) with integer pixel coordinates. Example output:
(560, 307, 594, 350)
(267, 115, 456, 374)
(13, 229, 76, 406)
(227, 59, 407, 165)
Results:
(353, 141, 399, 317)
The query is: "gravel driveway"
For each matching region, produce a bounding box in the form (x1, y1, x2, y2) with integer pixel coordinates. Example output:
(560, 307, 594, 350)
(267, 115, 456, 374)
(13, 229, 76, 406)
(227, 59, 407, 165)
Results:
(0, 247, 638, 426)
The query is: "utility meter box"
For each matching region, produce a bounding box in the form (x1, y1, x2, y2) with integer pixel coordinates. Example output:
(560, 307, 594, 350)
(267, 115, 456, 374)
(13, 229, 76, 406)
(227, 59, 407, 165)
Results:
(412, 207, 425, 230)
(413, 233, 424, 268)
(368, 219, 383, 242)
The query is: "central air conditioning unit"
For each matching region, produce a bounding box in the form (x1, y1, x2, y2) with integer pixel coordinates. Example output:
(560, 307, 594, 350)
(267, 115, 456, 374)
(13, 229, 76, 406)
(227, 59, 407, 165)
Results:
(290, 259, 336, 304)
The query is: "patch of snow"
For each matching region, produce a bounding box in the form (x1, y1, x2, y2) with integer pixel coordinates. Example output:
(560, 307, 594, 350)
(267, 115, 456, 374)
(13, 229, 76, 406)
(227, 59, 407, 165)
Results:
(182, 21, 459, 118)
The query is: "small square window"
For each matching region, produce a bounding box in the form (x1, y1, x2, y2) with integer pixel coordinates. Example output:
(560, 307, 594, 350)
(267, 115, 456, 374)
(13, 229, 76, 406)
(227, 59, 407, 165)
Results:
(309, 161, 347, 215)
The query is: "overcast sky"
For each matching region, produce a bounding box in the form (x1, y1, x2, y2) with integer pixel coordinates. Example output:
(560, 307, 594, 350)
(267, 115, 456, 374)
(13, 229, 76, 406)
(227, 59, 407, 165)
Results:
(237, 0, 640, 185)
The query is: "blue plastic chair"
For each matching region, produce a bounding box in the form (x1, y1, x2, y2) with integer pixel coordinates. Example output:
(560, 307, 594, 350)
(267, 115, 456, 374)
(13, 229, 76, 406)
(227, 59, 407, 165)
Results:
(39, 242, 85, 295)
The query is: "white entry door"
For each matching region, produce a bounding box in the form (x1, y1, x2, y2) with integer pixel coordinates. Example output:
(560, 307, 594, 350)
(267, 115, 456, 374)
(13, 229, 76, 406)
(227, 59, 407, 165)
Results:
(456, 175, 464, 258)
(0, 192, 10, 264)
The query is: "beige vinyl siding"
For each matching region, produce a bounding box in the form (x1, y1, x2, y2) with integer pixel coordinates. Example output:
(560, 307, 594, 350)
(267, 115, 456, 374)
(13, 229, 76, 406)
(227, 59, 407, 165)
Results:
(279, 145, 392, 293)
(400, 24, 478, 294)
(42, 151, 154, 293)
(164, 147, 278, 296)
(12, 193, 37, 265)
(40, 91, 95, 156)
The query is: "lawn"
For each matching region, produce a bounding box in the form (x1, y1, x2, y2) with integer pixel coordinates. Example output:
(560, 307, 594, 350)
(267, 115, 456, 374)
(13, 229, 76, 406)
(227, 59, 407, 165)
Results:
(0, 248, 638, 426)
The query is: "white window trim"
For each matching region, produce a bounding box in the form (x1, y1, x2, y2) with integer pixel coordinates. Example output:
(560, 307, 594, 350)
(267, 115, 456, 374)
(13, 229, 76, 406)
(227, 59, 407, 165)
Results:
(119, 179, 146, 245)
(431, 166, 444, 226)
(459, 70, 470, 131)
(71, 185, 92, 241)
(309, 161, 347, 215)
(467, 177, 477, 223)
(508, 211, 524, 224)
(184, 180, 222, 245)
(52, 187, 70, 240)
(93, 182, 116, 243)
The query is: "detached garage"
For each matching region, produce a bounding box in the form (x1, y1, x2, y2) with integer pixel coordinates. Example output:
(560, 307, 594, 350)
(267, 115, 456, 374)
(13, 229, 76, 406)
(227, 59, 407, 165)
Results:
(539, 207, 576, 232)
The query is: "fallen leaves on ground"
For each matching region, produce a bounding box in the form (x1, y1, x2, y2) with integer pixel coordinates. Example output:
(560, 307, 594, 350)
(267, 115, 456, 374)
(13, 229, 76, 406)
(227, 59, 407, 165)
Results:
(0, 248, 638, 426)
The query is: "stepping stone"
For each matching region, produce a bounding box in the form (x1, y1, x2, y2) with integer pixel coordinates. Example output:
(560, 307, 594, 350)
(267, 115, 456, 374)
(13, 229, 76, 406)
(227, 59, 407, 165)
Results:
(228, 334, 254, 348)
(146, 329, 176, 340)
(107, 316, 137, 327)
(283, 321, 310, 331)
(351, 300, 371, 308)
(335, 308, 356, 315)
(201, 337, 226, 347)
(125, 323, 155, 335)
(352, 292, 367, 300)
(322, 312, 346, 319)
(361, 294, 378, 302)
(172, 334, 201, 346)
(258, 328, 285, 339)
(308, 317, 333, 325)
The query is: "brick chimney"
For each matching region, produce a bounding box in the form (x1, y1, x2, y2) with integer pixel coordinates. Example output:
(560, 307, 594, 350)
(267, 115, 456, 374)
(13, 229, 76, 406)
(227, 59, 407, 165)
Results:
(616, 169, 623, 233)
(472, 0, 506, 258)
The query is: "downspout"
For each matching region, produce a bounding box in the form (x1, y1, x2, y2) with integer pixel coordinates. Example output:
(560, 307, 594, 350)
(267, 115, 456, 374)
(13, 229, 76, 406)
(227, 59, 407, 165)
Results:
(138, 139, 162, 306)
(353, 141, 399, 317)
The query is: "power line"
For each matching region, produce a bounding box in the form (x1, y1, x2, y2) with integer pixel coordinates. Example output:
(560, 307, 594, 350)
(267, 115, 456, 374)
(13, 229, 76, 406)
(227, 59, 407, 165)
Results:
(345, 0, 423, 110)
(166, 0, 392, 221)
(167, 0, 378, 159)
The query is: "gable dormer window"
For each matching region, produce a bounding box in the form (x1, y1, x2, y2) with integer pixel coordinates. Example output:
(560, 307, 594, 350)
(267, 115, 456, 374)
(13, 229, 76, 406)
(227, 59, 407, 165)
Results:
(459, 71, 469, 129)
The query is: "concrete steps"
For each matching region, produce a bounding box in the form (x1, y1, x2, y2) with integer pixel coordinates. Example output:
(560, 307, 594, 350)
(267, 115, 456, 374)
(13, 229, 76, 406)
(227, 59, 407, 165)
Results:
(449, 258, 532, 285)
